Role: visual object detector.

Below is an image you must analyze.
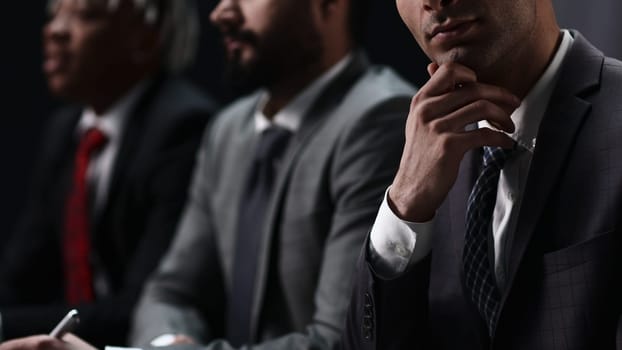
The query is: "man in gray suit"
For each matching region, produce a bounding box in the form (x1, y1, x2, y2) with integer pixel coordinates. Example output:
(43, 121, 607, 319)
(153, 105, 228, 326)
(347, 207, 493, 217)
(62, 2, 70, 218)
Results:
(344, 0, 622, 348)
(125, 0, 415, 349)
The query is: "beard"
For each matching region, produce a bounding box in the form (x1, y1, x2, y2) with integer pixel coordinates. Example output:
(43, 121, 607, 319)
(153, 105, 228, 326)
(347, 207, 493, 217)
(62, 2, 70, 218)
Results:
(223, 46, 275, 97)
(221, 18, 323, 97)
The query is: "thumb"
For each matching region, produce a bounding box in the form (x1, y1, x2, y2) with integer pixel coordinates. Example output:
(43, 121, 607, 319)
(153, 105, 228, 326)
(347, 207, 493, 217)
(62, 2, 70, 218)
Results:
(427, 62, 440, 77)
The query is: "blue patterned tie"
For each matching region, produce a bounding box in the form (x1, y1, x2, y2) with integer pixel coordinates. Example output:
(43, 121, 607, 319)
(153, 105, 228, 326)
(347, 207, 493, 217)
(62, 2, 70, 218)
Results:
(463, 146, 513, 335)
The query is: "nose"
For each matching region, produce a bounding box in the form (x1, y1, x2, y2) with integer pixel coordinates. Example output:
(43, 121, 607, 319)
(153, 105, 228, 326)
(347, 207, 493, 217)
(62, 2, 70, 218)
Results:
(43, 11, 71, 43)
(423, 0, 456, 12)
(210, 0, 242, 32)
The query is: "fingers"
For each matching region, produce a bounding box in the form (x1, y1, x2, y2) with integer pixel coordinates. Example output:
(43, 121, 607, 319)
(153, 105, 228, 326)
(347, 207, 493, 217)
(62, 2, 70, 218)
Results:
(172, 335, 197, 345)
(433, 98, 517, 135)
(0, 335, 65, 350)
(457, 127, 516, 151)
(411, 61, 520, 135)
(420, 62, 477, 97)
(427, 62, 439, 77)
(62, 333, 97, 350)
(412, 85, 519, 134)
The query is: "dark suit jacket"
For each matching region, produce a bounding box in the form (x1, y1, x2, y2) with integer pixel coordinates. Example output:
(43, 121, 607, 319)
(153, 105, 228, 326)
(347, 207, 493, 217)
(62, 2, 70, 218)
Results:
(0, 76, 215, 347)
(344, 32, 622, 350)
(130, 53, 416, 350)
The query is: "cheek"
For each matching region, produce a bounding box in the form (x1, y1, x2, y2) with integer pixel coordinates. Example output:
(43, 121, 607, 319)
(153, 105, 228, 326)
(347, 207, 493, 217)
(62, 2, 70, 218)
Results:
(396, 1, 422, 40)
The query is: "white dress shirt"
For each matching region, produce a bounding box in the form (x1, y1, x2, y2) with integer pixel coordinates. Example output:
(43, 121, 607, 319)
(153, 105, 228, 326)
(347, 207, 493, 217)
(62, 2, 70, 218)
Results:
(369, 30, 574, 289)
(252, 53, 352, 133)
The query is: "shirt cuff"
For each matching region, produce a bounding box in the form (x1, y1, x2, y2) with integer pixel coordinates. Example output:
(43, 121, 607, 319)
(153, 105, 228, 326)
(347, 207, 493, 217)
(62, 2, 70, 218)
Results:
(368, 188, 435, 279)
(150, 334, 177, 347)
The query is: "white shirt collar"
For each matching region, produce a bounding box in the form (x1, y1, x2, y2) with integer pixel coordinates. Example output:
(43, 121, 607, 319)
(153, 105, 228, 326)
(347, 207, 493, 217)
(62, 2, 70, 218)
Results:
(77, 79, 150, 140)
(254, 53, 354, 134)
(481, 29, 574, 152)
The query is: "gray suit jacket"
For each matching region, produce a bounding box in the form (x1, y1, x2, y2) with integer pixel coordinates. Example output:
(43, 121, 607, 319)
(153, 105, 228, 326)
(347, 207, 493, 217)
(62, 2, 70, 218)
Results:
(131, 53, 416, 349)
(344, 32, 622, 350)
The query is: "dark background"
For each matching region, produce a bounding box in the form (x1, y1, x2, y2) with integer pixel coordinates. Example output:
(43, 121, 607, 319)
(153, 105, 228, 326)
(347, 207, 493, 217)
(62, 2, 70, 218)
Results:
(1, 1, 620, 242)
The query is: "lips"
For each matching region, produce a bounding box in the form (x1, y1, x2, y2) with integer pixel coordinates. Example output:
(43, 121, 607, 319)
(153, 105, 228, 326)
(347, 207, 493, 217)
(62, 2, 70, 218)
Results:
(223, 36, 244, 53)
(43, 48, 69, 75)
(429, 19, 477, 44)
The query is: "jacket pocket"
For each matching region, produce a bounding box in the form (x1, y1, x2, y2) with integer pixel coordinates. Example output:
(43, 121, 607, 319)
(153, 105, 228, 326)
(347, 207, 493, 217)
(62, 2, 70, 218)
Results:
(542, 230, 616, 274)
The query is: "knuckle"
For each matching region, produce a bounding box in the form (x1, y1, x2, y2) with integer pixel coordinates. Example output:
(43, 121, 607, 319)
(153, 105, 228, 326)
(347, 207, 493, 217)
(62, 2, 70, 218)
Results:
(442, 61, 458, 73)
(438, 134, 455, 153)
(429, 118, 447, 134)
(410, 93, 423, 110)
(412, 99, 433, 121)
(473, 100, 495, 117)
(473, 99, 488, 111)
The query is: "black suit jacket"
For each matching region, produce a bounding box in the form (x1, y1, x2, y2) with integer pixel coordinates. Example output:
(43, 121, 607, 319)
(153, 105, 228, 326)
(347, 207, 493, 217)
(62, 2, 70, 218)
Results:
(0, 76, 215, 347)
(344, 32, 622, 350)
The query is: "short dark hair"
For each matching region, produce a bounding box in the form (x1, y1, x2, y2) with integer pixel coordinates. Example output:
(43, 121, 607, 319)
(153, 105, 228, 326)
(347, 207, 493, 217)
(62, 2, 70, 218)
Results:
(349, 0, 369, 46)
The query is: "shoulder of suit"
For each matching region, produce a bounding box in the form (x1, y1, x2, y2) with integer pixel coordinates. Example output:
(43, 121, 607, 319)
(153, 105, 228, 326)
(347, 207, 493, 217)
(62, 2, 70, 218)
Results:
(342, 65, 416, 111)
(145, 77, 218, 123)
(354, 65, 418, 100)
(208, 90, 262, 136)
(208, 67, 418, 137)
(602, 56, 622, 80)
(321, 65, 416, 129)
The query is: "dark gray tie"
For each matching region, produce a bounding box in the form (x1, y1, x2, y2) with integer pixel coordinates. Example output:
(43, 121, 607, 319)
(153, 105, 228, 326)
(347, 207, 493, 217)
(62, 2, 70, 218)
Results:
(463, 146, 513, 336)
(226, 126, 292, 346)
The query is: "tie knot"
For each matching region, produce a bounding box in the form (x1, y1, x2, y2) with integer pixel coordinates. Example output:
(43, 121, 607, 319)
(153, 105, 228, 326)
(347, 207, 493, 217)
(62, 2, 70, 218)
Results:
(80, 128, 108, 155)
(255, 127, 292, 162)
(482, 146, 514, 169)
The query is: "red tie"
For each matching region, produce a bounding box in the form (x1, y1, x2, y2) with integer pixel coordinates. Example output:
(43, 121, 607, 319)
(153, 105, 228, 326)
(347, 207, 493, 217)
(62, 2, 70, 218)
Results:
(63, 127, 108, 305)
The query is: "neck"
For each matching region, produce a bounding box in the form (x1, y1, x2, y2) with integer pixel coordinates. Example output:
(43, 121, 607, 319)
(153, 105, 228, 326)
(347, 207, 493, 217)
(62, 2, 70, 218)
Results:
(498, 31, 562, 99)
(263, 46, 351, 119)
(87, 65, 155, 115)
(474, 0, 562, 101)
(489, 27, 562, 99)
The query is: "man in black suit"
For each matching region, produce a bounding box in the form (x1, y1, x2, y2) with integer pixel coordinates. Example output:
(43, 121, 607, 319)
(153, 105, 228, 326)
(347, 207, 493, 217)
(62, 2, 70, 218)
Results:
(344, 0, 622, 349)
(0, 0, 214, 347)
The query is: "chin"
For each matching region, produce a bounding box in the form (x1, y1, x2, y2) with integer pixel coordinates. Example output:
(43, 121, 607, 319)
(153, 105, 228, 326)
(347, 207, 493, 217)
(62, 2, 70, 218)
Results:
(434, 48, 481, 71)
(46, 78, 67, 97)
(47, 78, 81, 100)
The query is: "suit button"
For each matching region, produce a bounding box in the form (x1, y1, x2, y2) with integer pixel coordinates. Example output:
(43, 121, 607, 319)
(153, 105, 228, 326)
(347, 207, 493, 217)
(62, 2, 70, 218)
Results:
(362, 292, 374, 341)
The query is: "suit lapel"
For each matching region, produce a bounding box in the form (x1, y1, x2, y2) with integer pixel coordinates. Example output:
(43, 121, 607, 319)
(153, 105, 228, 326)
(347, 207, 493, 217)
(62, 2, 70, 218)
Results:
(97, 77, 164, 228)
(249, 53, 369, 335)
(499, 32, 604, 311)
(447, 143, 480, 260)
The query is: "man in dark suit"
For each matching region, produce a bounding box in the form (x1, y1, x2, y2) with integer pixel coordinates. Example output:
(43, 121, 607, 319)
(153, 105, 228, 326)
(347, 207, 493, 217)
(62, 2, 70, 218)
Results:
(125, 0, 415, 349)
(343, 0, 622, 349)
(0, 0, 214, 347)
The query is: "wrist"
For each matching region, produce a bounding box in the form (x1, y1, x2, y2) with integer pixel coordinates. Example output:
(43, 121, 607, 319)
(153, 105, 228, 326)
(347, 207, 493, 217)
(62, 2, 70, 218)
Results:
(388, 185, 436, 222)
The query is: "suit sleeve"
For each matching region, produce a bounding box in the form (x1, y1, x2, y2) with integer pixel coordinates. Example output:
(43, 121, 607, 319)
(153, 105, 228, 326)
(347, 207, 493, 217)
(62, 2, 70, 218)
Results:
(0, 110, 210, 348)
(342, 239, 432, 350)
(341, 112, 436, 349)
(130, 123, 226, 347)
